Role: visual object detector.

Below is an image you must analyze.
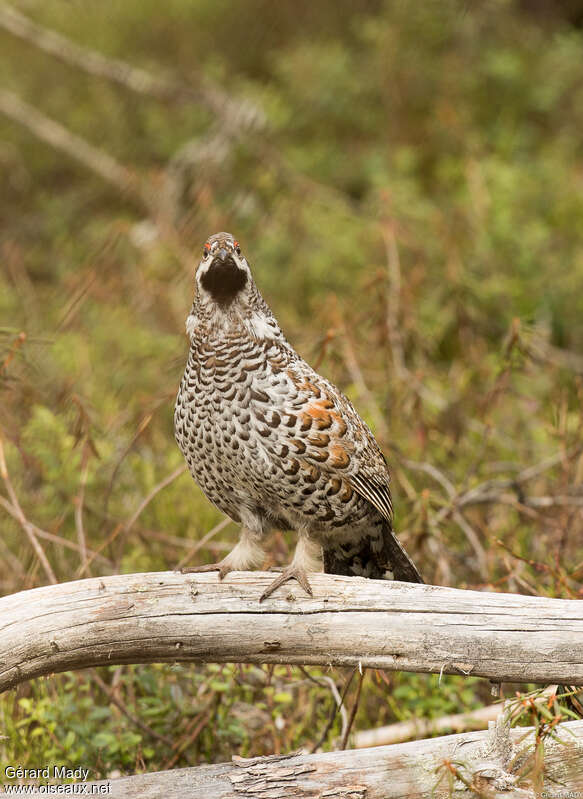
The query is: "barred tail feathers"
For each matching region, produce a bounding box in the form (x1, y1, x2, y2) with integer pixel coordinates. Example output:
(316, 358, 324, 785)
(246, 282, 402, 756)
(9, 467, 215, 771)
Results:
(322, 520, 423, 584)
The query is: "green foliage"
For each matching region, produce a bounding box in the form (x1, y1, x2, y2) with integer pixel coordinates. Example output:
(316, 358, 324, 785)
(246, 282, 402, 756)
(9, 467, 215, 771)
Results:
(0, 0, 582, 781)
(0, 665, 489, 779)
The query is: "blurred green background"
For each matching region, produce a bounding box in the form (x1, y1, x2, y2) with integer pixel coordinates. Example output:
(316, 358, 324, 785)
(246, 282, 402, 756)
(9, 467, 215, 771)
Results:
(1, 0, 582, 781)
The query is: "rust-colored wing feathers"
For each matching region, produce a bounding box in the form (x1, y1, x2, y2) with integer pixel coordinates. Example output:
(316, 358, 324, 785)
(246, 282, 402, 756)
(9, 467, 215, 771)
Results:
(284, 366, 394, 518)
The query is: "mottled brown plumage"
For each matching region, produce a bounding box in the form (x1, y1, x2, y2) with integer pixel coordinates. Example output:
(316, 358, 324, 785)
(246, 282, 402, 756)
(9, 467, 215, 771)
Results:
(175, 233, 422, 599)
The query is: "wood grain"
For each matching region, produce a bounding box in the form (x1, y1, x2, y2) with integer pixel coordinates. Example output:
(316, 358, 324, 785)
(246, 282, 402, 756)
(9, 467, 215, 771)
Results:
(21, 719, 583, 798)
(1, 571, 583, 692)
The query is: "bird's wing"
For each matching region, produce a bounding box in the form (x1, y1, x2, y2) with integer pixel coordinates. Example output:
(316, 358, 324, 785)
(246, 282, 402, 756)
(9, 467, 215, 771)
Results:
(264, 357, 394, 520)
(348, 471, 393, 523)
(247, 350, 423, 581)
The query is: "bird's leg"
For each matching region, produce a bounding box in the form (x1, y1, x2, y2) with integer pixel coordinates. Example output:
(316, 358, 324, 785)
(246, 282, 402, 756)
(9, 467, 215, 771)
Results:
(181, 527, 264, 580)
(260, 535, 321, 601)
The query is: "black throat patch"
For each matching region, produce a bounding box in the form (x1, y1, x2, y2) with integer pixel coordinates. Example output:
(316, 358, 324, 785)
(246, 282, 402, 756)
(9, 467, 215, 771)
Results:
(200, 259, 248, 308)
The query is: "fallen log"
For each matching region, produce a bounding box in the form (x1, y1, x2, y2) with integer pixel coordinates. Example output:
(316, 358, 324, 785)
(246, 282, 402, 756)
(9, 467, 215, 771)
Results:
(17, 716, 583, 798)
(1, 570, 583, 693)
(354, 702, 505, 748)
(353, 687, 560, 748)
(2, 572, 583, 796)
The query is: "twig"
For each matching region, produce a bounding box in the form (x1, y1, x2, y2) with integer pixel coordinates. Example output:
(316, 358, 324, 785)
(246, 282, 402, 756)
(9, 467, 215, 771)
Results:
(311, 667, 357, 753)
(0, 87, 198, 273)
(335, 293, 506, 462)
(175, 517, 232, 570)
(382, 223, 406, 379)
(0, 330, 27, 377)
(0, 533, 26, 578)
(91, 669, 175, 749)
(495, 539, 563, 580)
(333, 304, 388, 438)
(0, 89, 138, 200)
(400, 457, 488, 578)
(401, 458, 456, 498)
(0, 5, 264, 129)
(0, 4, 368, 244)
(0, 431, 57, 584)
(438, 759, 495, 799)
(312, 674, 349, 733)
(162, 699, 214, 770)
(103, 412, 154, 520)
(521, 329, 583, 375)
(77, 465, 187, 577)
(297, 667, 350, 753)
(451, 510, 489, 579)
(76, 523, 124, 578)
(0, 494, 111, 565)
(139, 528, 230, 552)
(0, 5, 195, 104)
(407, 445, 583, 548)
(2, 242, 40, 328)
(125, 465, 187, 533)
(443, 492, 583, 513)
(56, 270, 99, 333)
(522, 495, 583, 509)
(0, 10, 348, 269)
(454, 446, 580, 510)
(74, 449, 90, 568)
(340, 668, 366, 750)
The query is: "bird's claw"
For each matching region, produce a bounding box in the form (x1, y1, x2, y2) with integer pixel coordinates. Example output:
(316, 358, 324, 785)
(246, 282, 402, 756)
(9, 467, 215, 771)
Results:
(260, 565, 313, 602)
(180, 561, 233, 580)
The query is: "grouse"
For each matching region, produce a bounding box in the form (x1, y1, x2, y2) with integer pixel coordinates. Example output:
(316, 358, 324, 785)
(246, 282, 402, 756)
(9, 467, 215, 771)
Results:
(174, 232, 423, 600)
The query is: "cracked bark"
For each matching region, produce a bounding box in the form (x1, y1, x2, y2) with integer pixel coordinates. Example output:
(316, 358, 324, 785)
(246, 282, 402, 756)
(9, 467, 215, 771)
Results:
(1, 571, 583, 692)
(22, 717, 583, 798)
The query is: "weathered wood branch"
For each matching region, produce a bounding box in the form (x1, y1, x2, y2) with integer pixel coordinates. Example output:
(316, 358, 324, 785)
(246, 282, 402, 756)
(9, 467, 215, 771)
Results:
(0, 5, 240, 114)
(354, 686, 572, 748)
(1, 571, 583, 692)
(354, 702, 505, 749)
(0, 5, 265, 132)
(25, 718, 583, 798)
(0, 89, 137, 198)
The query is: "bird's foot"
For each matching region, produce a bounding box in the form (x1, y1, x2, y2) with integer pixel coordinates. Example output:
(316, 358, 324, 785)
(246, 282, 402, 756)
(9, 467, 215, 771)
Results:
(180, 560, 233, 580)
(260, 565, 313, 602)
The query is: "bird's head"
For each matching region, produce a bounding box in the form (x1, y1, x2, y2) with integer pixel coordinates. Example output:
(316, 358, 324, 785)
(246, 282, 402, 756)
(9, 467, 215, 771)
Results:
(189, 232, 280, 342)
(196, 232, 251, 309)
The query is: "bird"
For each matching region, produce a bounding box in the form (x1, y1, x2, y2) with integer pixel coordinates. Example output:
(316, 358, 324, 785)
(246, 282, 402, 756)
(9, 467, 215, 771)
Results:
(174, 232, 423, 600)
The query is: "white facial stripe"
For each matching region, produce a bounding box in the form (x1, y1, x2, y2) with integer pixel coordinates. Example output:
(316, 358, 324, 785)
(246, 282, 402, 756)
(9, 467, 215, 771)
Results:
(208, 238, 235, 252)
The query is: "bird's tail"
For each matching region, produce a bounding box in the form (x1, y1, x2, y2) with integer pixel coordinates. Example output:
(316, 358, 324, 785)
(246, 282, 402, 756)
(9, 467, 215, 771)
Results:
(323, 520, 423, 583)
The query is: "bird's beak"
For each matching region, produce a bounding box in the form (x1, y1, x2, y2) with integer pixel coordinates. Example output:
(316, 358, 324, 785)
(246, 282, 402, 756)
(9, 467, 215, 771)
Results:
(210, 247, 236, 269)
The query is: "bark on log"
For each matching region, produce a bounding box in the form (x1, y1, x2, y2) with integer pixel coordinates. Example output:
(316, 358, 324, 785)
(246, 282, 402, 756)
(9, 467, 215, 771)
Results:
(19, 718, 583, 798)
(1, 571, 583, 693)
